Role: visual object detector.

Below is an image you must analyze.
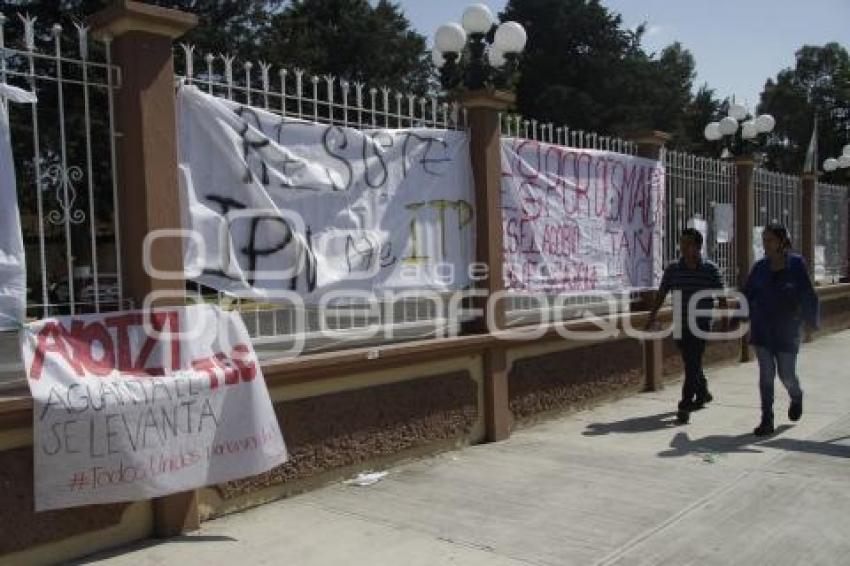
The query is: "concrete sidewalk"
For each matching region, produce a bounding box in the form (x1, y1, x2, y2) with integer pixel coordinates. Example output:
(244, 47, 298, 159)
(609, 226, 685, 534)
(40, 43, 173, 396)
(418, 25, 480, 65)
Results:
(81, 332, 850, 566)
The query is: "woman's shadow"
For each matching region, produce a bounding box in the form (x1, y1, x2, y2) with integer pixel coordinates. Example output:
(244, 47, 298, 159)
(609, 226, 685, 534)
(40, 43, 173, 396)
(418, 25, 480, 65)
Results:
(583, 412, 793, 458)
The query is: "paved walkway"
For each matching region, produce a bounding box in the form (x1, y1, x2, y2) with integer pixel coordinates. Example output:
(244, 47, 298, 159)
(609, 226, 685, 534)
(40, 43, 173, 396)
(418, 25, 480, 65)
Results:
(82, 332, 850, 566)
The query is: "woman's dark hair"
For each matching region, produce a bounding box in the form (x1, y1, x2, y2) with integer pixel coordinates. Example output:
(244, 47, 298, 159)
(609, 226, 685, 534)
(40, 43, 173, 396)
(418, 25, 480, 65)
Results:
(763, 222, 792, 251)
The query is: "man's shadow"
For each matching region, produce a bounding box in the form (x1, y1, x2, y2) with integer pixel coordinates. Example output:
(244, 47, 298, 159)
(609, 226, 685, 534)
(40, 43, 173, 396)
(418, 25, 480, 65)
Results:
(583, 412, 680, 436)
(657, 425, 795, 458)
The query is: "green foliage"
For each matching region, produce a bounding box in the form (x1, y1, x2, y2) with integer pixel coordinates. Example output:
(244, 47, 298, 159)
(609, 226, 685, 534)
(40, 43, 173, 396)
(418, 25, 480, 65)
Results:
(259, 0, 433, 94)
(0, 1, 274, 52)
(759, 43, 850, 180)
(0, 1, 430, 92)
(500, 0, 708, 149)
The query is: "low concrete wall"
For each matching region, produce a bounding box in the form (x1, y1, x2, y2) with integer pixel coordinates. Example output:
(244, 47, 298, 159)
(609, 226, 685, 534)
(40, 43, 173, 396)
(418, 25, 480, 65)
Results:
(508, 338, 643, 424)
(0, 423, 153, 563)
(816, 290, 850, 335)
(201, 355, 484, 519)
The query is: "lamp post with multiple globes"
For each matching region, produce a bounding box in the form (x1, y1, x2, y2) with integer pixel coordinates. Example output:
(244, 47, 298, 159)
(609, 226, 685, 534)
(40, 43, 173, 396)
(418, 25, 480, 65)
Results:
(703, 102, 775, 159)
(822, 144, 850, 175)
(431, 3, 527, 92)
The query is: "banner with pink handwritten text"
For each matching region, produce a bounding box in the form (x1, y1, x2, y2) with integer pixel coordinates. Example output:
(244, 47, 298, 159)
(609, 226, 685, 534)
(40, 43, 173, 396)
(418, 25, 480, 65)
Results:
(501, 139, 665, 292)
(20, 304, 287, 511)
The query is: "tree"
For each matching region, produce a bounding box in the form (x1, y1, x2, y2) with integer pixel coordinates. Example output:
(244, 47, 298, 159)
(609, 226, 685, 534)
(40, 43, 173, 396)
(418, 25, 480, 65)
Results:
(0, 1, 276, 57)
(258, 0, 432, 94)
(0, 1, 431, 92)
(650, 44, 696, 137)
(499, 0, 638, 133)
(679, 84, 724, 154)
(759, 43, 850, 181)
(499, 0, 701, 142)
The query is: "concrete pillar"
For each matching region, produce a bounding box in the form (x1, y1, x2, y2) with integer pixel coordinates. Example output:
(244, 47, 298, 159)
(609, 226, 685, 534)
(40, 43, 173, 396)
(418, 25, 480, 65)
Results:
(459, 90, 513, 441)
(801, 173, 817, 342)
(630, 130, 672, 161)
(629, 131, 670, 391)
(89, 1, 196, 305)
(734, 156, 756, 362)
(89, 0, 199, 537)
(801, 173, 817, 276)
(839, 197, 850, 283)
(628, 130, 670, 312)
(642, 337, 664, 392)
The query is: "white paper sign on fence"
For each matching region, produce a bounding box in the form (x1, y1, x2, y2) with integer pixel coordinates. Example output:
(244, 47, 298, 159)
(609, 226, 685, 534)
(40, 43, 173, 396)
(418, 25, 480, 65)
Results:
(500, 138, 665, 291)
(177, 86, 475, 302)
(814, 245, 826, 281)
(714, 203, 734, 244)
(0, 84, 35, 331)
(20, 304, 287, 511)
(753, 226, 765, 260)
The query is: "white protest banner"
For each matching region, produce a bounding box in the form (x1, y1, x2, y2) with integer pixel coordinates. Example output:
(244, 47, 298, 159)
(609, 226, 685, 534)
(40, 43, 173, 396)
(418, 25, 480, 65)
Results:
(21, 304, 286, 511)
(177, 86, 475, 302)
(0, 84, 36, 331)
(500, 138, 665, 291)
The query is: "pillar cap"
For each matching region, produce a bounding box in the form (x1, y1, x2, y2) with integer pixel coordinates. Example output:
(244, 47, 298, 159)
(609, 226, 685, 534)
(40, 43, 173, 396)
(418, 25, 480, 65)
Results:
(88, 1, 197, 41)
(457, 89, 515, 111)
(625, 130, 671, 147)
(733, 152, 761, 166)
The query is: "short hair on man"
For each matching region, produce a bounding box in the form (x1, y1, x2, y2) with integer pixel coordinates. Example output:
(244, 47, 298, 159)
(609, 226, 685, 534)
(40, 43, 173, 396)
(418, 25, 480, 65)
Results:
(680, 228, 703, 247)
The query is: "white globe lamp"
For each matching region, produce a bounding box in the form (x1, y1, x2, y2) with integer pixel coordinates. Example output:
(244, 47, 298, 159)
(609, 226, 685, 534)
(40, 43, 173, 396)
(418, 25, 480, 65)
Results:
(704, 122, 722, 141)
(493, 21, 527, 54)
(434, 23, 467, 54)
(461, 4, 495, 35)
(755, 114, 775, 133)
(719, 116, 738, 135)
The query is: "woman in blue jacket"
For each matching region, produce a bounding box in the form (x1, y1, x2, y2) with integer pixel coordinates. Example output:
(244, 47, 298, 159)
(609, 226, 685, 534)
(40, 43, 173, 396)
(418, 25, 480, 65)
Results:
(743, 223, 819, 436)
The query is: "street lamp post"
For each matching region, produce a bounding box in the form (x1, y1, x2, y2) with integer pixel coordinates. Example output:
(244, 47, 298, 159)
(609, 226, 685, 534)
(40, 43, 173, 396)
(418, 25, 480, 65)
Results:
(428, 4, 528, 442)
(432, 3, 527, 91)
(704, 102, 775, 158)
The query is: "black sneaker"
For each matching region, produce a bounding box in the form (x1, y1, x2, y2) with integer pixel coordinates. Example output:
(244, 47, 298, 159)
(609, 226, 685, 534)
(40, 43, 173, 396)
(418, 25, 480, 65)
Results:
(753, 421, 775, 436)
(676, 410, 690, 424)
(789, 398, 803, 422)
(696, 391, 713, 406)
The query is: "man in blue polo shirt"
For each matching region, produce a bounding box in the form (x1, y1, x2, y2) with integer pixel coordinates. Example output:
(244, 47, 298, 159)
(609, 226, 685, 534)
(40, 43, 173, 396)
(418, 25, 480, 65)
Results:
(647, 228, 725, 424)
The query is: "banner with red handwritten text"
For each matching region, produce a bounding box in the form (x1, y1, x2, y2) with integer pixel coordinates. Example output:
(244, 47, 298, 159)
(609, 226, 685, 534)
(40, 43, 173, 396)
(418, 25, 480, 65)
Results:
(501, 139, 665, 291)
(21, 305, 286, 511)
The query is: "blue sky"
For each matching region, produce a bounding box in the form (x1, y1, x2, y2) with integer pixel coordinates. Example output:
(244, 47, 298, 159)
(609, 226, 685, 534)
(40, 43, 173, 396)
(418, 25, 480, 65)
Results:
(396, 0, 850, 111)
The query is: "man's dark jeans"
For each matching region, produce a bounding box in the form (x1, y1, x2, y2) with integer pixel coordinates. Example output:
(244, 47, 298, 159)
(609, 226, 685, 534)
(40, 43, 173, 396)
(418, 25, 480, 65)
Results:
(675, 332, 709, 409)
